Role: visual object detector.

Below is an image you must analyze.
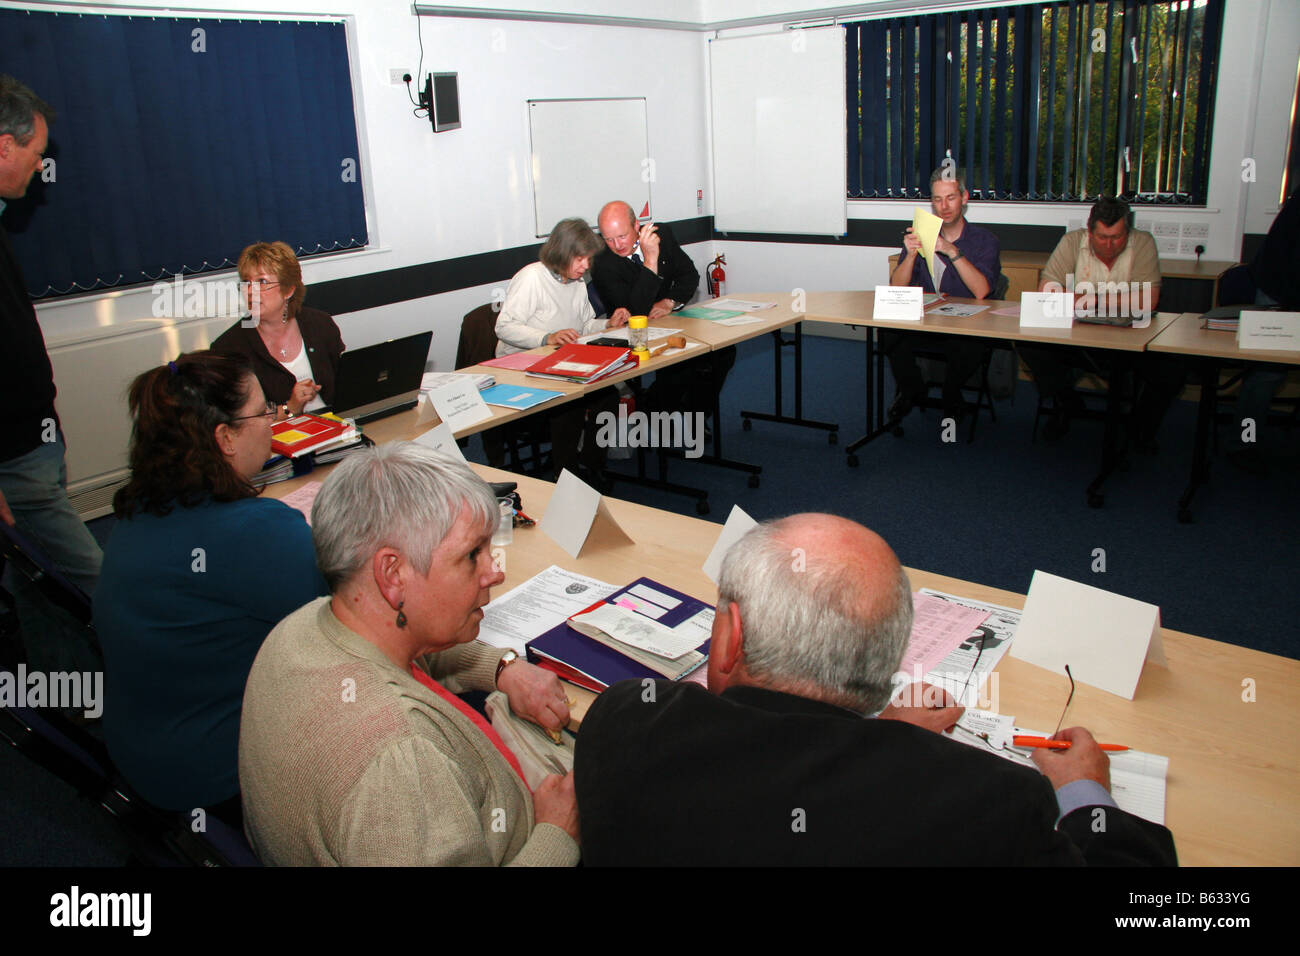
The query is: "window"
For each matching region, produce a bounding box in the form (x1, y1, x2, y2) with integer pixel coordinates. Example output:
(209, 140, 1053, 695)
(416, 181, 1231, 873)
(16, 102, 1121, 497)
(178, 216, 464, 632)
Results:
(0, 10, 368, 298)
(845, 0, 1225, 205)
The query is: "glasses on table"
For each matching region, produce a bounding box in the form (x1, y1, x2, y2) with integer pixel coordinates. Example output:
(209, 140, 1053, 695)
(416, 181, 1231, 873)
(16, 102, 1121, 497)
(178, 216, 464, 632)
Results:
(952, 663, 1076, 755)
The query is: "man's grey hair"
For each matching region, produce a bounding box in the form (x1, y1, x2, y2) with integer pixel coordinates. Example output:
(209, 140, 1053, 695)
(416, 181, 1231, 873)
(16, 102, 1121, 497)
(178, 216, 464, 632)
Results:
(311, 441, 498, 591)
(0, 75, 55, 144)
(717, 520, 914, 714)
(539, 217, 603, 275)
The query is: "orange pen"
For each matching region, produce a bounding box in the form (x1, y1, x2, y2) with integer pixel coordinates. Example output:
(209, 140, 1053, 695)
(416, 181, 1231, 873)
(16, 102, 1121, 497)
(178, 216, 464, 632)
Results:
(1013, 735, 1129, 752)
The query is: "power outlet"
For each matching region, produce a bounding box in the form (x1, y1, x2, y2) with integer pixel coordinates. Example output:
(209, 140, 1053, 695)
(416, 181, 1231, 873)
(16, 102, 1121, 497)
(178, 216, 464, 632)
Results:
(1182, 221, 1210, 239)
(1154, 222, 1181, 238)
(1136, 219, 1152, 234)
(390, 69, 410, 86)
(1157, 237, 1179, 255)
(1179, 238, 1202, 256)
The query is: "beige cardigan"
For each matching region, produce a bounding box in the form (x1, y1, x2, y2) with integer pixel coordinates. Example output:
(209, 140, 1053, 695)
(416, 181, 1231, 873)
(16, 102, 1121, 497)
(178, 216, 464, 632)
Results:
(239, 597, 579, 866)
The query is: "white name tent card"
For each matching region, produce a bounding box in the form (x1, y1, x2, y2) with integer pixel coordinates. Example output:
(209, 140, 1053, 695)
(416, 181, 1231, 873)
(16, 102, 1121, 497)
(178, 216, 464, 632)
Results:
(412, 422, 468, 465)
(415, 392, 438, 425)
(1238, 311, 1300, 351)
(427, 380, 493, 431)
(1020, 292, 1074, 329)
(873, 286, 924, 322)
(539, 469, 633, 559)
(702, 505, 758, 584)
(1010, 570, 1166, 700)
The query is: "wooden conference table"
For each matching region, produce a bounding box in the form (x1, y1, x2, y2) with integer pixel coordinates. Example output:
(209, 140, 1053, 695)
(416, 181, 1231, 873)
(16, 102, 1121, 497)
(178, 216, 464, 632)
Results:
(1147, 312, 1300, 521)
(888, 251, 1238, 306)
(269, 444, 1300, 867)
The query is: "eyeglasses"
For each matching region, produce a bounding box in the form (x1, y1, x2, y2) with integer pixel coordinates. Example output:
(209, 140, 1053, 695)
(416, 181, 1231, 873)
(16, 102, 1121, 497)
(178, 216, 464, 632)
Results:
(952, 664, 1076, 756)
(231, 402, 276, 423)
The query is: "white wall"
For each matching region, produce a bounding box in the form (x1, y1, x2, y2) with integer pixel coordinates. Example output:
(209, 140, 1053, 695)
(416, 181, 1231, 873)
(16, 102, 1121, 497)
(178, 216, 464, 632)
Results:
(18, 0, 712, 377)
(428, 0, 703, 19)
(10, 0, 1297, 489)
(713, 0, 1300, 298)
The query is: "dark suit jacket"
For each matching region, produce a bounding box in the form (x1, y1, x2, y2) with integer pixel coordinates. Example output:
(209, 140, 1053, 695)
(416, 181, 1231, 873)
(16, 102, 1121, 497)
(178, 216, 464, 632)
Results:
(0, 223, 59, 461)
(575, 680, 1177, 866)
(210, 306, 344, 407)
(592, 223, 698, 316)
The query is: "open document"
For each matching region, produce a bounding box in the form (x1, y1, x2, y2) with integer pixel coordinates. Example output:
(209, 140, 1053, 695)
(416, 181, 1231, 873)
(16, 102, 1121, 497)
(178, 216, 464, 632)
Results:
(911, 588, 1020, 707)
(950, 711, 1170, 825)
(477, 565, 617, 654)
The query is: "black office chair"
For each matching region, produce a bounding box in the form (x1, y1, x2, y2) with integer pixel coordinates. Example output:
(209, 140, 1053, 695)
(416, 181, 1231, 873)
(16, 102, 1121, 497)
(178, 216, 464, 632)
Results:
(456, 304, 553, 477)
(1205, 265, 1298, 448)
(909, 272, 1011, 442)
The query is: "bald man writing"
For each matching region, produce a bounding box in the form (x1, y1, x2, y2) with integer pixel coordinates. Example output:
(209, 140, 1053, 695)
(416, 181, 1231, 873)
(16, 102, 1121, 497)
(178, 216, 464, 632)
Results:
(575, 514, 1176, 866)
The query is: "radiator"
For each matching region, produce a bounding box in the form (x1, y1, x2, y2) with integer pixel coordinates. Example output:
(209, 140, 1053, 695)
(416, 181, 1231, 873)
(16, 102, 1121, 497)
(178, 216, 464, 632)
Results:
(45, 315, 235, 519)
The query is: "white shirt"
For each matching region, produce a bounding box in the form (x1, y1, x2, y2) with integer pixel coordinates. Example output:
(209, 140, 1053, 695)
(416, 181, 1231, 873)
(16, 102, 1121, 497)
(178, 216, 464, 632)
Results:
(279, 345, 326, 412)
(494, 262, 606, 356)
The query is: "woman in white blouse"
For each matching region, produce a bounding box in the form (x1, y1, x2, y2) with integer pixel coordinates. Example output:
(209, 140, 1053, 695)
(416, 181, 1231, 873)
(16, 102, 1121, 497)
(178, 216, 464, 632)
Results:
(494, 218, 625, 484)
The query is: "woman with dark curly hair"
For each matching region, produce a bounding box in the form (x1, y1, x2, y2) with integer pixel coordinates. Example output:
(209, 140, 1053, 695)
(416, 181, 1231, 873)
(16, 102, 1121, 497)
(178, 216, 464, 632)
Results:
(93, 351, 326, 823)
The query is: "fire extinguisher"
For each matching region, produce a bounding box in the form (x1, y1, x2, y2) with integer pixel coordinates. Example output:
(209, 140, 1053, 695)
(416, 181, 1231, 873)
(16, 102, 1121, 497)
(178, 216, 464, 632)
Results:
(708, 254, 727, 298)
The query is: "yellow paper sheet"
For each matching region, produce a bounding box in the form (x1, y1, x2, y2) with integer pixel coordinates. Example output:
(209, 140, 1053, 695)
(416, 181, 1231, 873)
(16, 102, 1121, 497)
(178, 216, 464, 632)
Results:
(912, 207, 942, 280)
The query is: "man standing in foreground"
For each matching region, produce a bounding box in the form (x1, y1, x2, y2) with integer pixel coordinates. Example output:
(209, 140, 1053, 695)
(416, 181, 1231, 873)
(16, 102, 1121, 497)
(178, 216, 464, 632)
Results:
(0, 75, 102, 672)
(575, 513, 1176, 866)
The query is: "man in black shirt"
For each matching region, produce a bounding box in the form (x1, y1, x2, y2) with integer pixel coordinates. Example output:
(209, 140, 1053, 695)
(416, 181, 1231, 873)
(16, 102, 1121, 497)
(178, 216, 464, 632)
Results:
(0, 75, 102, 672)
(1231, 191, 1300, 472)
(592, 201, 735, 420)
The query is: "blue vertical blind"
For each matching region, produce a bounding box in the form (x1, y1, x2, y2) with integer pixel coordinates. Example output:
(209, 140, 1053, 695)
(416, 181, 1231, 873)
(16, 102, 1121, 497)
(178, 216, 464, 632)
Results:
(0, 10, 367, 298)
(845, 0, 1223, 205)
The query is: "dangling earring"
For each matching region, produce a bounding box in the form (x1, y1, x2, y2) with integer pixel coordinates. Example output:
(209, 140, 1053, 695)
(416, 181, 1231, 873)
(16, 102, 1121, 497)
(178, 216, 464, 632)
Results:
(395, 601, 407, 629)
(281, 304, 289, 324)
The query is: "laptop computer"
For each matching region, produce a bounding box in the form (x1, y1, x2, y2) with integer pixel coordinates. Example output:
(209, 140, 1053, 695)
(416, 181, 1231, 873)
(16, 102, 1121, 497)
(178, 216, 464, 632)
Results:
(329, 331, 433, 425)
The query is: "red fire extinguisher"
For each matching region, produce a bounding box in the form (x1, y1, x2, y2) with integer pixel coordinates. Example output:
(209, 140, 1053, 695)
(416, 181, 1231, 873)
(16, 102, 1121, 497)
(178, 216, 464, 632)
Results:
(708, 254, 727, 299)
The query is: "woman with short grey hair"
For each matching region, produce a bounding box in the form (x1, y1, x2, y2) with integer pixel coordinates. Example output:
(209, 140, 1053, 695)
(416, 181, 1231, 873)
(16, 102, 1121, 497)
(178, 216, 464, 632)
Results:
(239, 442, 580, 865)
(493, 217, 624, 483)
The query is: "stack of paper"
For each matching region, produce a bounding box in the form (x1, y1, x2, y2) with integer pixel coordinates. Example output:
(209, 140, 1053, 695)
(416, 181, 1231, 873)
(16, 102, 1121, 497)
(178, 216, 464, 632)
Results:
(421, 371, 495, 392)
(708, 298, 777, 312)
(524, 576, 713, 692)
(566, 601, 706, 680)
(526, 344, 636, 384)
(251, 456, 294, 487)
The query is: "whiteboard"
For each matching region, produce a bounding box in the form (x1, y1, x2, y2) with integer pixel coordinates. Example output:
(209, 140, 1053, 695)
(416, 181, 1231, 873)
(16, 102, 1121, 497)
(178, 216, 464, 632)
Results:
(528, 98, 651, 237)
(710, 28, 847, 235)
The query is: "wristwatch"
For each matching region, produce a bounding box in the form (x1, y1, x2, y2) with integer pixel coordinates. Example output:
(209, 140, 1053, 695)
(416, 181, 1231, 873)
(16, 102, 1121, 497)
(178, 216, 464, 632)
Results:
(495, 649, 520, 687)
(949, 249, 964, 261)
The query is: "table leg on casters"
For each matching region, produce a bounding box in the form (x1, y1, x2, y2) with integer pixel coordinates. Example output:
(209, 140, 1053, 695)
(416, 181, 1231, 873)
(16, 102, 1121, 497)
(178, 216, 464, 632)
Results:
(1086, 360, 1133, 508)
(845, 326, 897, 466)
(1176, 357, 1218, 523)
(740, 325, 839, 441)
